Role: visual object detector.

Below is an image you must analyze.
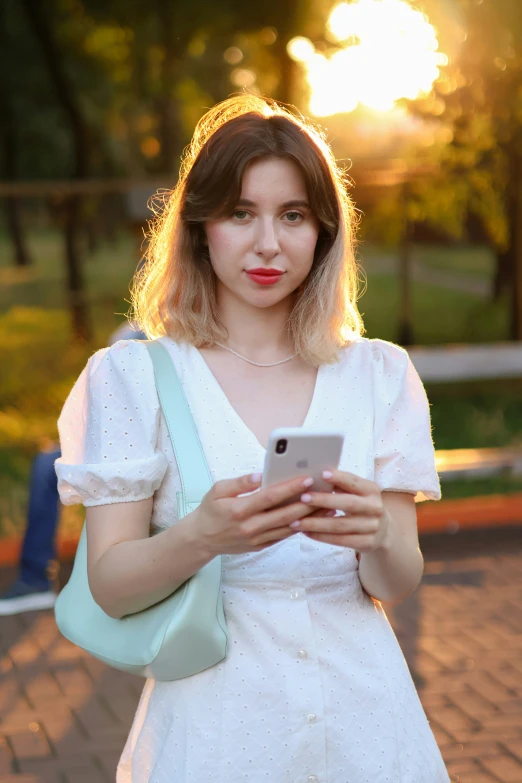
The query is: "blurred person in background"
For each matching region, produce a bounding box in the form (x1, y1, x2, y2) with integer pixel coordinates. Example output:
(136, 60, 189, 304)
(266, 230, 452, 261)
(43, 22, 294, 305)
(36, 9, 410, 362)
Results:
(0, 321, 147, 616)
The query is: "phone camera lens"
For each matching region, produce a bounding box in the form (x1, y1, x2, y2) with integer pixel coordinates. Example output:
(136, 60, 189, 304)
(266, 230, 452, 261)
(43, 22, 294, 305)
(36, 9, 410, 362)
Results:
(275, 439, 287, 454)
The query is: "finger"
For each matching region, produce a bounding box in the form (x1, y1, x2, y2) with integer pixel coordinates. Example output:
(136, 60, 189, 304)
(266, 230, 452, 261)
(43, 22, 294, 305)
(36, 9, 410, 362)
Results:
(244, 504, 335, 544)
(309, 507, 337, 518)
(251, 524, 298, 547)
(304, 532, 376, 551)
(212, 472, 263, 500)
(322, 469, 377, 497)
(245, 499, 323, 535)
(293, 515, 378, 535)
(299, 491, 381, 516)
(240, 475, 317, 517)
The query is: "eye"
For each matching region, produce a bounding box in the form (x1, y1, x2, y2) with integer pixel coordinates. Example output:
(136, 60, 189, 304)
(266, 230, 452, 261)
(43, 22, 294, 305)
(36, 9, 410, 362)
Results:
(284, 211, 304, 223)
(232, 210, 250, 221)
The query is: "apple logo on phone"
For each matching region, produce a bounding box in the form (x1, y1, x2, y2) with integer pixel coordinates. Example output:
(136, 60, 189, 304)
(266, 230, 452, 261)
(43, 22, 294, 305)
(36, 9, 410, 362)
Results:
(296, 459, 308, 468)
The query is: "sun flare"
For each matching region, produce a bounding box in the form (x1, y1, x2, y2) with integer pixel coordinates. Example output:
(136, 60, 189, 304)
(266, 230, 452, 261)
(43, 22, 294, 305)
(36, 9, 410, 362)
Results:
(287, 0, 448, 116)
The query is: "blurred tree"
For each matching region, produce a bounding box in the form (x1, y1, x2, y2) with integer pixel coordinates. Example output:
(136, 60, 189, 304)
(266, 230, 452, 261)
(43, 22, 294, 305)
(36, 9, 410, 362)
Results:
(6, 0, 307, 185)
(5, 0, 308, 338)
(82, 0, 307, 172)
(404, 0, 522, 339)
(22, 0, 93, 342)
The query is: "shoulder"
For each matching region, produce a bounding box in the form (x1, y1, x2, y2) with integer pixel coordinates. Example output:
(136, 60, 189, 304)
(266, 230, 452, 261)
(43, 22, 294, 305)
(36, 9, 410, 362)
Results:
(88, 338, 154, 379)
(337, 337, 409, 376)
(83, 339, 161, 407)
(334, 338, 416, 408)
(368, 338, 410, 380)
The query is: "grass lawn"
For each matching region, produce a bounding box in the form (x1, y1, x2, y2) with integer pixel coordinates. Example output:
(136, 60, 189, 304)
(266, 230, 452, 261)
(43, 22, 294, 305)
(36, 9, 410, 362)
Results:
(360, 274, 509, 345)
(360, 241, 495, 279)
(0, 230, 519, 536)
(413, 243, 494, 279)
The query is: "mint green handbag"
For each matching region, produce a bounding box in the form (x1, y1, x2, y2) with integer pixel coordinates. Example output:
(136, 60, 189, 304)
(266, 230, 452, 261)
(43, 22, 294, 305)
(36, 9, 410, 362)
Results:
(54, 340, 229, 680)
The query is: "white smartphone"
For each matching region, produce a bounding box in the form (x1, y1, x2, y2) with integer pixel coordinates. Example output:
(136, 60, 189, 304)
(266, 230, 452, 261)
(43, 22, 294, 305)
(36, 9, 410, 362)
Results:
(261, 427, 344, 508)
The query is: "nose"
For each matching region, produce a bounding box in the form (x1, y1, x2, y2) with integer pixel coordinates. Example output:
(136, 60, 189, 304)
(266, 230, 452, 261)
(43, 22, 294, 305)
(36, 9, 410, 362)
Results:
(254, 217, 280, 259)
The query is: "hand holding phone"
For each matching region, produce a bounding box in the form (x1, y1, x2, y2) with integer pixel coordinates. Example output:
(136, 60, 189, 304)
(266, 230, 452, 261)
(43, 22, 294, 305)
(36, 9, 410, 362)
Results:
(192, 471, 337, 555)
(262, 428, 344, 508)
(189, 428, 345, 556)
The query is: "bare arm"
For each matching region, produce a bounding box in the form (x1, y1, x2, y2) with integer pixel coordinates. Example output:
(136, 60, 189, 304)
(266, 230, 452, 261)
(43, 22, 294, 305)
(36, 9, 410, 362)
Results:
(86, 472, 328, 619)
(86, 498, 213, 619)
(357, 492, 424, 603)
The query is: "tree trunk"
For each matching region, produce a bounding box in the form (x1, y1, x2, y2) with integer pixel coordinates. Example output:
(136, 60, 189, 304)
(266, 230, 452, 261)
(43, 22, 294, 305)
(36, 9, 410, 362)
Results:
(492, 247, 514, 302)
(512, 157, 522, 340)
(64, 195, 91, 342)
(397, 183, 415, 346)
(22, 0, 92, 342)
(0, 2, 32, 268)
(85, 218, 99, 256)
(4, 198, 31, 267)
(493, 154, 516, 300)
(1, 115, 32, 266)
(493, 245, 514, 300)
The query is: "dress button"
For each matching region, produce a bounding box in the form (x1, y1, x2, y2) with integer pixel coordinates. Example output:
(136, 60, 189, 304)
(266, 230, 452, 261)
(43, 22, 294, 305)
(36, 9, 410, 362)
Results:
(308, 776, 319, 782)
(307, 713, 317, 723)
(297, 649, 308, 659)
(289, 590, 299, 600)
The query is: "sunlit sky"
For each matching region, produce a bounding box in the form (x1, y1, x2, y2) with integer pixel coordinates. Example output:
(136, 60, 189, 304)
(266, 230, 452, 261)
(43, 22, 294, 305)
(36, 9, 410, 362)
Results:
(287, 0, 448, 116)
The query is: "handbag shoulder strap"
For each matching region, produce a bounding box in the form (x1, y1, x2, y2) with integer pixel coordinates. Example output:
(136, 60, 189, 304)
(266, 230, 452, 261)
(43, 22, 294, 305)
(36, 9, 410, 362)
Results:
(137, 339, 214, 503)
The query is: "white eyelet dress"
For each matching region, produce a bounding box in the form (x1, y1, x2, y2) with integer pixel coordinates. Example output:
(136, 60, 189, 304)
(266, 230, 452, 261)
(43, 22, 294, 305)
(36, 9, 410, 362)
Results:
(55, 336, 449, 783)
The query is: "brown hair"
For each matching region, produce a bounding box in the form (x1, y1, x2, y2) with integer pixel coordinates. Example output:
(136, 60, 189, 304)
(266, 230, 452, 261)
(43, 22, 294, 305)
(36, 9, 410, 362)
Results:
(129, 94, 363, 366)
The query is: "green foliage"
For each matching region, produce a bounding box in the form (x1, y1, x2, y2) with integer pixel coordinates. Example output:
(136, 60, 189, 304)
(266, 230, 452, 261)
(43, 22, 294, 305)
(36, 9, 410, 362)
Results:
(0, 227, 138, 538)
(1, 0, 298, 182)
(361, 1, 522, 258)
(402, 0, 522, 250)
(427, 378, 522, 450)
(0, 307, 90, 537)
(440, 474, 522, 499)
(359, 273, 509, 345)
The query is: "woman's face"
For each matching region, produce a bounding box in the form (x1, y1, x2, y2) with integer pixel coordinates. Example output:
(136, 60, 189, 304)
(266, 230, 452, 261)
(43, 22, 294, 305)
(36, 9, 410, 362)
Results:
(204, 157, 320, 309)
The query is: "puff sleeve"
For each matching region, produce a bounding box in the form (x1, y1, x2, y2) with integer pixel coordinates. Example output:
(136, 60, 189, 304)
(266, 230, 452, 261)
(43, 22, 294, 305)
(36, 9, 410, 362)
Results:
(54, 340, 169, 507)
(371, 339, 441, 501)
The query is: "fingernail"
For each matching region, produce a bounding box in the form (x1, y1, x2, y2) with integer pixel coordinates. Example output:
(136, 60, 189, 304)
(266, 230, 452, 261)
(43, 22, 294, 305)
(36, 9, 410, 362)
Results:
(251, 473, 262, 484)
(322, 470, 333, 479)
(301, 493, 312, 502)
(302, 477, 314, 488)
(290, 520, 301, 529)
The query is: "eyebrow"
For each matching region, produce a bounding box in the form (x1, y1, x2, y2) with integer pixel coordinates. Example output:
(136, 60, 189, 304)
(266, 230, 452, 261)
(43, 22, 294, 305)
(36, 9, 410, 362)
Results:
(236, 198, 311, 209)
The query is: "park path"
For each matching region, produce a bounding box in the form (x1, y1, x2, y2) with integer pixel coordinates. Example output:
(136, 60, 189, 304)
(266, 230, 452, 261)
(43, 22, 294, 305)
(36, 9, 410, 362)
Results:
(363, 254, 491, 297)
(0, 527, 521, 783)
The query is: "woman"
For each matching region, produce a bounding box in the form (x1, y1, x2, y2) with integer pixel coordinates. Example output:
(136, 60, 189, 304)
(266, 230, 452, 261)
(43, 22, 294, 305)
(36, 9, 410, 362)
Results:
(55, 95, 449, 782)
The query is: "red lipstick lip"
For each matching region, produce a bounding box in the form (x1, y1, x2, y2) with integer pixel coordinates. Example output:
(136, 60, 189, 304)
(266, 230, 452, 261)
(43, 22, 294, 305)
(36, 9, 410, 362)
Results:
(245, 269, 285, 286)
(245, 268, 285, 276)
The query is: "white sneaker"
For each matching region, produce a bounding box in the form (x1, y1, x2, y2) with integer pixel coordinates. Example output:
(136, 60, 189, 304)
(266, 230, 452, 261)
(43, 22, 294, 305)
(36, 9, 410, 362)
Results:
(0, 581, 57, 615)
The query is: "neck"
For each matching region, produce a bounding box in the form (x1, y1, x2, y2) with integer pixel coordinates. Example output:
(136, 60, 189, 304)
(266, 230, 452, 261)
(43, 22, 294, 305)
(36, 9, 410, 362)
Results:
(215, 284, 295, 361)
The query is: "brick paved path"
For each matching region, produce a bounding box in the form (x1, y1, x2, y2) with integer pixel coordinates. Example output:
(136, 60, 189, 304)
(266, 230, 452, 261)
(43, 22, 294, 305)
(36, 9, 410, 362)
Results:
(1, 527, 521, 783)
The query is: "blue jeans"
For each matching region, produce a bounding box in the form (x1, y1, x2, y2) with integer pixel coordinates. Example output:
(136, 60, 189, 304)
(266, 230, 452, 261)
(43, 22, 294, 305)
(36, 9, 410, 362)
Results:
(20, 449, 61, 590)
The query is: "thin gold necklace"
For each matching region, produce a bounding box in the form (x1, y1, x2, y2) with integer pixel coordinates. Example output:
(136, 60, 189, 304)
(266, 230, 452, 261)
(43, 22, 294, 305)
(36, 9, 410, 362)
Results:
(215, 343, 297, 368)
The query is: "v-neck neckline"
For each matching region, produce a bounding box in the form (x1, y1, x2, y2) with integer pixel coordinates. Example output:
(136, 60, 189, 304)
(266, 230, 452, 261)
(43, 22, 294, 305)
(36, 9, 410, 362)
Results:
(189, 343, 325, 454)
